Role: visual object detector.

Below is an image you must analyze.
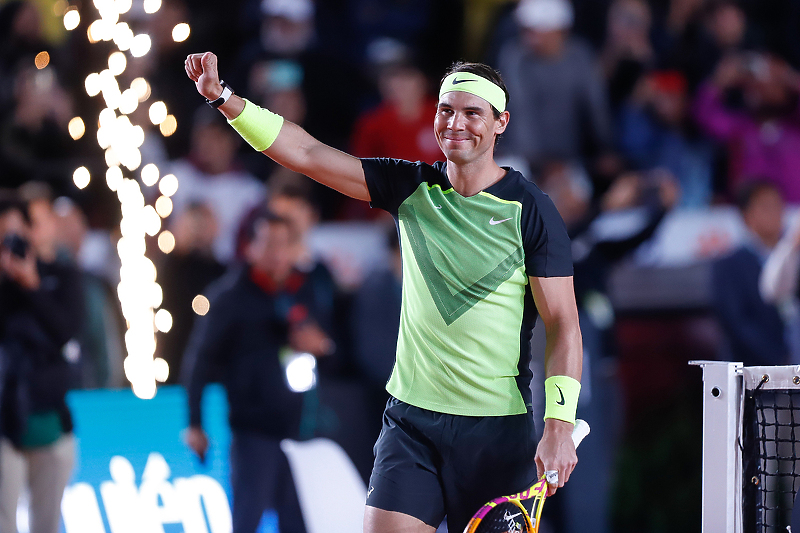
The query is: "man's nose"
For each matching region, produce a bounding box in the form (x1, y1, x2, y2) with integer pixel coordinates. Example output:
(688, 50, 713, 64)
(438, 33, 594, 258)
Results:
(449, 112, 466, 131)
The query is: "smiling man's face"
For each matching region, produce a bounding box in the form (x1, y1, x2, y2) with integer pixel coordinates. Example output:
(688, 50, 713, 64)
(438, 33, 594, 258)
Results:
(434, 91, 508, 166)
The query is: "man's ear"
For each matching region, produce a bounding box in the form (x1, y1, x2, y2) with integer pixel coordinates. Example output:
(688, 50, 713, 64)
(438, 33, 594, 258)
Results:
(495, 110, 510, 135)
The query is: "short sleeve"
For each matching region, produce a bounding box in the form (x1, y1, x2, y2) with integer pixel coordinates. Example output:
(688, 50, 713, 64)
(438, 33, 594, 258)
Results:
(522, 187, 574, 278)
(361, 158, 427, 215)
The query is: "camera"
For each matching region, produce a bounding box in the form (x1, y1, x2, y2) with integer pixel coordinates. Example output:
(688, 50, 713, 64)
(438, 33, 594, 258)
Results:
(2, 233, 30, 258)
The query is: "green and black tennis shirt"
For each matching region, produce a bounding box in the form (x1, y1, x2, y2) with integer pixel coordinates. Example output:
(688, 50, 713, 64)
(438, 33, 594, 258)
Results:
(362, 158, 573, 417)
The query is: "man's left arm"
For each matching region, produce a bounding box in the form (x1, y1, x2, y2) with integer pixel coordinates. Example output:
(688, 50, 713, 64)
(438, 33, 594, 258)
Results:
(529, 275, 583, 496)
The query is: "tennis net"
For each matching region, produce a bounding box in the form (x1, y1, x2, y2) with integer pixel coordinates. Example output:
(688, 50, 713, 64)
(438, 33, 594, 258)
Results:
(693, 362, 800, 533)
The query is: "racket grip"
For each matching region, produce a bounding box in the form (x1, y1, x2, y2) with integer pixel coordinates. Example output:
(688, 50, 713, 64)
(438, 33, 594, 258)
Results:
(572, 419, 590, 448)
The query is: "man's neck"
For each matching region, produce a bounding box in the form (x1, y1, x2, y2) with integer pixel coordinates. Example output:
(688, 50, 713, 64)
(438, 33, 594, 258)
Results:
(445, 156, 506, 197)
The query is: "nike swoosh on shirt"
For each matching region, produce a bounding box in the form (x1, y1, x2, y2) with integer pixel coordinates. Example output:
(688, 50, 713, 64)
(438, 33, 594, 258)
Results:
(434, 204, 442, 209)
(489, 217, 512, 225)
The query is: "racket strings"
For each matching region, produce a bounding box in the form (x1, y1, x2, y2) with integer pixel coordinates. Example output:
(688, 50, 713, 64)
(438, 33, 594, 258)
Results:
(469, 501, 533, 533)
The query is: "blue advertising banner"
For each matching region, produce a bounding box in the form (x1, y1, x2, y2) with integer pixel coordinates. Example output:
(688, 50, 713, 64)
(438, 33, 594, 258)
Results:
(50, 385, 245, 533)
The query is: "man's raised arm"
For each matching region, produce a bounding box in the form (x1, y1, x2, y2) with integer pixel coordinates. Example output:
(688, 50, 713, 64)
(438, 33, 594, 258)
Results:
(185, 52, 370, 201)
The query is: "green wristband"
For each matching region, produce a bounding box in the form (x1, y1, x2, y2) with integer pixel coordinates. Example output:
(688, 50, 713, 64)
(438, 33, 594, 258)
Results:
(544, 375, 581, 424)
(228, 98, 284, 152)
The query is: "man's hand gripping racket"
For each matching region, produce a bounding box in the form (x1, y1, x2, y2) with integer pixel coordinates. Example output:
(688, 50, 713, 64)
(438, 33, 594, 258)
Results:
(463, 419, 590, 533)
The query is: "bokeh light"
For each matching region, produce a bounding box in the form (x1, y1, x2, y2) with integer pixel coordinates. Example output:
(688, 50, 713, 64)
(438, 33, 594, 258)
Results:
(157, 230, 175, 253)
(149, 101, 167, 125)
(35, 51, 50, 69)
(154, 309, 173, 333)
(141, 163, 159, 186)
(85, 73, 101, 96)
(68, 117, 86, 140)
(130, 34, 152, 57)
(158, 174, 178, 197)
(192, 295, 210, 316)
(153, 357, 170, 382)
(159, 115, 177, 137)
(143, 0, 162, 14)
(63, 8, 80, 30)
(131, 78, 150, 101)
(155, 196, 173, 218)
(106, 166, 123, 191)
(172, 23, 190, 42)
(108, 51, 127, 76)
(73, 167, 91, 189)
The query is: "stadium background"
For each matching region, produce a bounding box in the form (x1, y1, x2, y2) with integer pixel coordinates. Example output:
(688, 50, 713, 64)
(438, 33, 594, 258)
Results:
(3, 0, 800, 531)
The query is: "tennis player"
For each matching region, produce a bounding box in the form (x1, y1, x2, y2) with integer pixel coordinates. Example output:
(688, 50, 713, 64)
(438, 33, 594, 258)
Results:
(185, 51, 583, 533)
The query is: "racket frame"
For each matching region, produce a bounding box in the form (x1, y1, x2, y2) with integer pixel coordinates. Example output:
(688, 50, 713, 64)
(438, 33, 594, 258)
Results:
(461, 419, 590, 533)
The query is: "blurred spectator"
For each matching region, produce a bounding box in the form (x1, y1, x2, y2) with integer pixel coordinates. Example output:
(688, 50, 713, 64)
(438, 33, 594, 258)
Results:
(657, 0, 753, 90)
(541, 161, 678, 533)
(346, 0, 463, 76)
(240, 59, 307, 180)
(618, 70, 715, 207)
(693, 52, 800, 203)
(0, 62, 76, 190)
(496, 0, 613, 169)
(266, 172, 327, 273)
(0, 1, 48, 108)
(346, 40, 442, 219)
(600, 0, 654, 108)
(711, 180, 788, 366)
(236, 0, 367, 152)
(351, 40, 442, 165)
(264, 173, 338, 372)
(182, 209, 334, 533)
(249, 60, 308, 127)
(157, 202, 226, 384)
(350, 225, 401, 435)
(169, 106, 266, 263)
(0, 188, 82, 533)
(52, 196, 125, 389)
(760, 215, 800, 364)
(650, 0, 705, 59)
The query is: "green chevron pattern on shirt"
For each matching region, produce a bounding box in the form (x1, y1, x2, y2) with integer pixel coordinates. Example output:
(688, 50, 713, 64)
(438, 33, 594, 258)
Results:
(386, 182, 531, 416)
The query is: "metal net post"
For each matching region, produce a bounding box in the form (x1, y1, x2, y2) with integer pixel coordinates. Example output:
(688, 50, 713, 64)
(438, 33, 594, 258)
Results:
(691, 360, 744, 533)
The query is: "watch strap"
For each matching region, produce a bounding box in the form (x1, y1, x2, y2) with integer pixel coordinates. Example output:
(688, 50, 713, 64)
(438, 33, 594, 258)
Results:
(206, 81, 233, 109)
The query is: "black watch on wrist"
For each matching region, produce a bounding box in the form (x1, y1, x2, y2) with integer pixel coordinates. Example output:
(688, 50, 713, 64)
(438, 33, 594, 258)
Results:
(205, 80, 233, 109)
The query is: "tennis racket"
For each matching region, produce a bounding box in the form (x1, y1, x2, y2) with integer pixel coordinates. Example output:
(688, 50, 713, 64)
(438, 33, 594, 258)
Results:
(462, 419, 591, 533)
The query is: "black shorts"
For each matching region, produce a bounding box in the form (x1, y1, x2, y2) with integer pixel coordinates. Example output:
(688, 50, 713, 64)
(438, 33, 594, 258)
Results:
(367, 397, 539, 533)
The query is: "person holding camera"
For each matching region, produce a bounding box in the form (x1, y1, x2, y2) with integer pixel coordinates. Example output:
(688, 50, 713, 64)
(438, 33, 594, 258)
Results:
(0, 188, 83, 533)
(693, 52, 800, 203)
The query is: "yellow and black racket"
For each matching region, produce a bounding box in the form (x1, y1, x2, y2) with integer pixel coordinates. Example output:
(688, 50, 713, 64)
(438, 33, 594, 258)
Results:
(462, 419, 590, 533)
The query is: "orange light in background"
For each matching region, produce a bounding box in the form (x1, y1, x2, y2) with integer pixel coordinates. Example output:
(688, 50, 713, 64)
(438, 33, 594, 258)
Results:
(159, 115, 177, 137)
(35, 51, 50, 69)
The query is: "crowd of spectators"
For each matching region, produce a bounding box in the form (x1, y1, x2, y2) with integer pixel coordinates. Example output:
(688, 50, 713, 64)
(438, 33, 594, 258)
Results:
(3, 0, 800, 531)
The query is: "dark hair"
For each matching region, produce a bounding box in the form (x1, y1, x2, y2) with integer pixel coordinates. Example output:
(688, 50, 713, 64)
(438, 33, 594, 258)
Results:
(735, 179, 782, 213)
(240, 206, 290, 245)
(440, 61, 510, 119)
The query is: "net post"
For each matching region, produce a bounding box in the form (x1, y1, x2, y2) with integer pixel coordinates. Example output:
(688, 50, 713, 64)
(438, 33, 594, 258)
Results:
(690, 360, 743, 533)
